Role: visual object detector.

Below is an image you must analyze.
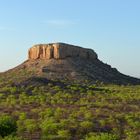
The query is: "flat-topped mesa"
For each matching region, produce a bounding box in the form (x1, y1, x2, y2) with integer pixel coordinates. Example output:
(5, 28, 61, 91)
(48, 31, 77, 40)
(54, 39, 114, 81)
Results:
(28, 43, 98, 60)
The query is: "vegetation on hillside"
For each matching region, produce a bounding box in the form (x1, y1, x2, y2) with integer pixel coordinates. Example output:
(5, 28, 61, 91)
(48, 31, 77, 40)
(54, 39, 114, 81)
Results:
(0, 77, 140, 140)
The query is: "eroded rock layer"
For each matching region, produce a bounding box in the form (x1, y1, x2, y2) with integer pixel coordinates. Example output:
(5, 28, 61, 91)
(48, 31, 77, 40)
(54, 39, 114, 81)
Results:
(28, 43, 98, 60)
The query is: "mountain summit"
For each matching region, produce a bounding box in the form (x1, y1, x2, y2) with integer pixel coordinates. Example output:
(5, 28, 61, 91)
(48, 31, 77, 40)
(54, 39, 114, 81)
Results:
(1, 42, 140, 85)
(28, 43, 97, 60)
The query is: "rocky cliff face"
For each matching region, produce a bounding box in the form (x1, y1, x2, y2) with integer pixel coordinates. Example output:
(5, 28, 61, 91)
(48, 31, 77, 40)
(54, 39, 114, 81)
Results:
(28, 43, 98, 60)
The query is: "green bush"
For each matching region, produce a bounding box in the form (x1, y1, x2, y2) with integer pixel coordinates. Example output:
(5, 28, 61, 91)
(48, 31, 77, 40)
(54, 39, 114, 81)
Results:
(24, 119, 38, 133)
(0, 115, 17, 137)
(85, 133, 119, 140)
(80, 121, 93, 133)
(40, 118, 60, 138)
(0, 135, 21, 140)
(57, 130, 71, 140)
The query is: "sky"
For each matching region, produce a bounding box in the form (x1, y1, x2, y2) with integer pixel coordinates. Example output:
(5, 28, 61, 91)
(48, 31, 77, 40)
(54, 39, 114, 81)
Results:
(0, 0, 140, 78)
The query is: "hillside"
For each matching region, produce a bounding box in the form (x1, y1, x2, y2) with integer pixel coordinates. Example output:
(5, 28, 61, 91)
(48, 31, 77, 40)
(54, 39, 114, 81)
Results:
(0, 79, 140, 140)
(0, 43, 140, 140)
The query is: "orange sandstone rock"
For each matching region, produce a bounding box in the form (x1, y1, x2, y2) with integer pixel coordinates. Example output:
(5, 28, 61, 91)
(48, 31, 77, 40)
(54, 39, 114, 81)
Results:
(28, 43, 98, 60)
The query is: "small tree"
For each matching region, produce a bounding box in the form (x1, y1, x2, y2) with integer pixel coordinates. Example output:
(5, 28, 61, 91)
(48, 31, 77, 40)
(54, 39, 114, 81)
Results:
(0, 115, 17, 137)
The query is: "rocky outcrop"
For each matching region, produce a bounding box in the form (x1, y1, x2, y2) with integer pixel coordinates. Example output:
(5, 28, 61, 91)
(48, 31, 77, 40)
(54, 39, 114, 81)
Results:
(28, 43, 98, 60)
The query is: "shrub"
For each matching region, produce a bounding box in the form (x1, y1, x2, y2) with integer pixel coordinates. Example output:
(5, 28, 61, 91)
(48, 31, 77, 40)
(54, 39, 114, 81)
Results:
(57, 130, 71, 140)
(80, 121, 93, 133)
(40, 118, 59, 138)
(24, 119, 38, 133)
(85, 132, 119, 140)
(0, 135, 21, 140)
(0, 115, 17, 137)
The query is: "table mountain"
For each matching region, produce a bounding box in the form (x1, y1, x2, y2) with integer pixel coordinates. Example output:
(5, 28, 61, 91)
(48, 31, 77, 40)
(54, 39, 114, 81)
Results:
(1, 42, 140, 85)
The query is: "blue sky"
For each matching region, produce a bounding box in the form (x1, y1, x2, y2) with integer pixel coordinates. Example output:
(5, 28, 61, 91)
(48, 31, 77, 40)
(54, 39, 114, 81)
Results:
(0, 0, 140, 78)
